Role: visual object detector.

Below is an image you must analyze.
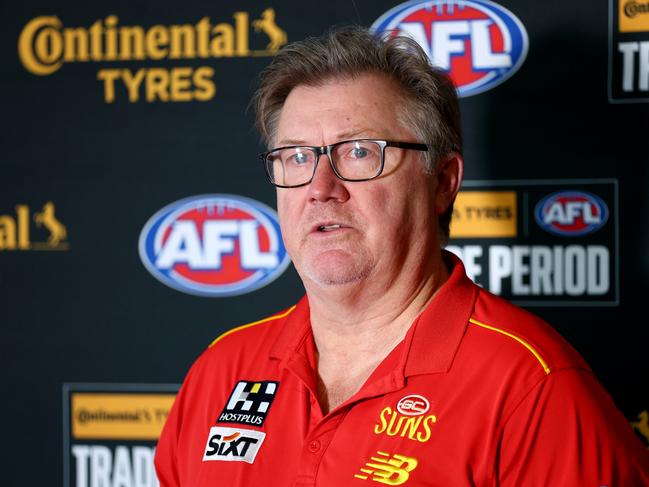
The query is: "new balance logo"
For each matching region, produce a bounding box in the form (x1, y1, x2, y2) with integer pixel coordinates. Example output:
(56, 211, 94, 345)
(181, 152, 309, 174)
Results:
(354, 451, 419, 485)
(218, 380, 279, 426)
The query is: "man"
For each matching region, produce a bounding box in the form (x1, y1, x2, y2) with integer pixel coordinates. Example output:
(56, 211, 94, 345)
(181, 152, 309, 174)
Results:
(155, 26, 649, 486)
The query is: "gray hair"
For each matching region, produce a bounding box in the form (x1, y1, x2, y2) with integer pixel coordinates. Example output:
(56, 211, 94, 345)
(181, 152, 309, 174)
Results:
(252, 25, 462, 243)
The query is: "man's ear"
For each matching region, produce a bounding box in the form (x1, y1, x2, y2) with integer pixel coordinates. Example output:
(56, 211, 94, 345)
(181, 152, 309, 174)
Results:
(434, 152, 464, 215)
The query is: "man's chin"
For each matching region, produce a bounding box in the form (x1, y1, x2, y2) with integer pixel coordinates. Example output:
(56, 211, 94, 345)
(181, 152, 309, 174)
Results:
(300, 253, 373, 288)
(307, 270, 366, 287)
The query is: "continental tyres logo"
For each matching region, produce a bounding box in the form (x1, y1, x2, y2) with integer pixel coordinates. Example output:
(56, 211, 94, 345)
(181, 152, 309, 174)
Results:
(631, 410, 649, 448)
(451, 191, 517, 238)
(0, 202, 68, 251)
(63, 383, 179, 487)
(610, 0, 649, 101)
(355, 451, 419, 485)
(621, 1, 649, 31)
(71, 393, 174, 440)
(18, 9, 287, 103)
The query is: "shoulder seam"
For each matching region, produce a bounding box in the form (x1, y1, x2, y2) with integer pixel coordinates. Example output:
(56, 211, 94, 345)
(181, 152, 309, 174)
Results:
(468, 317, 551, 375)
(208, 305, 297, 348)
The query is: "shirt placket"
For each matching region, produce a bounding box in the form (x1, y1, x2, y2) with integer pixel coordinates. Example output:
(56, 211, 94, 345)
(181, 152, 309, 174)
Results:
(292, 409, 345, 486)
(283, 343, 409, 486)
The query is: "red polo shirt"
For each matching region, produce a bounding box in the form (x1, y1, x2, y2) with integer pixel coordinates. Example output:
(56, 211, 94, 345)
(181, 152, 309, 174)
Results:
(155, 254, 649, 486)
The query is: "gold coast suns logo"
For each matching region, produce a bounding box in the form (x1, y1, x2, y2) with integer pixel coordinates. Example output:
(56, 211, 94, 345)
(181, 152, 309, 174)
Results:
(374, 395, 437, 443)
(18, 8, 288, 103)
(0, 202, 69, 251)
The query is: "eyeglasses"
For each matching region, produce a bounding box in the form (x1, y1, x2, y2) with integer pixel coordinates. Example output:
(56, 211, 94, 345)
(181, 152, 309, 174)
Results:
(259, 139, 429, 188)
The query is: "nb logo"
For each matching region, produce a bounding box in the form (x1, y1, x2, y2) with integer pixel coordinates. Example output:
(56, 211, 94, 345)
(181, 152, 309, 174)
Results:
(354, 451, 419, 485)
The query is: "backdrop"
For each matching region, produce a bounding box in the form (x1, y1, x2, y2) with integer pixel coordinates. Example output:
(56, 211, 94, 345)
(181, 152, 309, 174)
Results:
(2, 0, 648, 485)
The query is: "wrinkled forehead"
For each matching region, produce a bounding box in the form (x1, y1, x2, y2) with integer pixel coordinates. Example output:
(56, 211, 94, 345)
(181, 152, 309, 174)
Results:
(271, 74, 412, 147)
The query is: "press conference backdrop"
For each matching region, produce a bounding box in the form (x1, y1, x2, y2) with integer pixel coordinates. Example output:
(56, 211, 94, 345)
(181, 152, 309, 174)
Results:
(2, 0, 648, 485)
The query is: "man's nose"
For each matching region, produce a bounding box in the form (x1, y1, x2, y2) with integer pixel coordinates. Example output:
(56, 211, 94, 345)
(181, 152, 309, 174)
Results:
(306, 154, 350, 203)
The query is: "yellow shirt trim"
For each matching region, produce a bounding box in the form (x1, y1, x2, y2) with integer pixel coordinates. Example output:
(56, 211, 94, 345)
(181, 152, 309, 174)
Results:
(468, 317, 551, 375)
(209, 305, 297, 348)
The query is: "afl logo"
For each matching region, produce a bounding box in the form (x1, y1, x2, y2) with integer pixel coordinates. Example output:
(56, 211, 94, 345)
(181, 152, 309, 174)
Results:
(371, 0, 529, 97)
(138, 194, 290, 297)
(535, 191, 609, 237)
(397, 395, 430, 416)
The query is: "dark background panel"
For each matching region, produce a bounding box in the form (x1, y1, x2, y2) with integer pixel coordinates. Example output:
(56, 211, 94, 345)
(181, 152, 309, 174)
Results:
(1, 0, 648, 484)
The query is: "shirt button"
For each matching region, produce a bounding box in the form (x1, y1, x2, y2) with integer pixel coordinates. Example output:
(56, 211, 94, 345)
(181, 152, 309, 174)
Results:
(308, 440, 321, 453)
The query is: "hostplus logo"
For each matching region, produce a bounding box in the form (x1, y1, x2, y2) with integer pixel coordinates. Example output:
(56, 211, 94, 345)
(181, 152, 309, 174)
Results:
(218, 381, 279, 426)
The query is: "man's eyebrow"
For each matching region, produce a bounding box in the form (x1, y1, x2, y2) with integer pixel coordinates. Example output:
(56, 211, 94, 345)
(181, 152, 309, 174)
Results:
(276, 130, 381, 147)
(336, 129, 381, 140)
(276, 138, 308, 146)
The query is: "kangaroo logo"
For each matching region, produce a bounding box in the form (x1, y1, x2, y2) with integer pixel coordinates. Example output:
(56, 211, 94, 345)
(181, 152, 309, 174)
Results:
(252, 8, 287, 53)
(631, 410, 649, 447)
(33, 201, 67, 247)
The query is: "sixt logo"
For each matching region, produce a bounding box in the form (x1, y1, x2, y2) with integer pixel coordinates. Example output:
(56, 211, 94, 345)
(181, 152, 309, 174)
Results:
(203, 426, 266, 463)
(138, 194, 290, 297)
(371, 0, 528, 97)
(534, 191, 609, 237)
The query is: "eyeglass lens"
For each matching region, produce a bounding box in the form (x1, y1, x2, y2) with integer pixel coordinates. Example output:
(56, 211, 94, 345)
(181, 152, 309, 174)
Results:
(265, 140, 383, 186)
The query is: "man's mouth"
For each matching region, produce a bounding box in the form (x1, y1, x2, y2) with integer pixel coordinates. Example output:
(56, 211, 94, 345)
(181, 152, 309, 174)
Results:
(318, 224, 343, 232)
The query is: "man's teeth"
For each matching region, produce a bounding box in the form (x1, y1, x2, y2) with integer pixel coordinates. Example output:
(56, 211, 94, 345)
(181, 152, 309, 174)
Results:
(319, 224, 342, 232)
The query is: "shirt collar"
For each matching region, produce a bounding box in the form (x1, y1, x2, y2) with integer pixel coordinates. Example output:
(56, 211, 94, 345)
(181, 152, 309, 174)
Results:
(269, 251, 477, 378)
(403, 251, 477, 376)
(269, 295, 312, 361)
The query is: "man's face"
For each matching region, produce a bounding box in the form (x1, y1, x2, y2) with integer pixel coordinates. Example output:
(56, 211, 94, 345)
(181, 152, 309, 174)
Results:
(274, 74, 442, 290)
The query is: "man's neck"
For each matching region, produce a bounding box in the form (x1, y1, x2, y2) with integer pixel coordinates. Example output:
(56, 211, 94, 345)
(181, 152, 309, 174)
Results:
(305, 253, 450, 413)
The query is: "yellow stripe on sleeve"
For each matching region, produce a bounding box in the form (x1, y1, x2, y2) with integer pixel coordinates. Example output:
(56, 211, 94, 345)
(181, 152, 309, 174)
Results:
(468, 317, 551, 375)
(209, 305, 297, 348)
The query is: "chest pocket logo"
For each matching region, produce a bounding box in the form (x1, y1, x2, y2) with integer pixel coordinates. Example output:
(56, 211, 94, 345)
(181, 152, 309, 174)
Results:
(203, 426, 266, 464)
(218, 380, 279, 426)
(354, 451, 418, 485)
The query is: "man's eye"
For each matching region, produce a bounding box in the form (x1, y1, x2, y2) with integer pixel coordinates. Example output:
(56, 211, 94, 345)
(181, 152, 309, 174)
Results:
(352, 147, 369, 158)
(290, 152, 309, 164)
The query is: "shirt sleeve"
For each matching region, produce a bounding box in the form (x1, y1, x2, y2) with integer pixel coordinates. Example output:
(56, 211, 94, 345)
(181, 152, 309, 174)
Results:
(154, 382, 186, 487)
(154, 355, 204, 487)
(496, 368, 649, 487)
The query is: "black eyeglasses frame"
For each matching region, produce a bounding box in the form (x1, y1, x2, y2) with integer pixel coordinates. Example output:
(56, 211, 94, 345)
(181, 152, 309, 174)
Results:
(259, 139, 429, 188)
